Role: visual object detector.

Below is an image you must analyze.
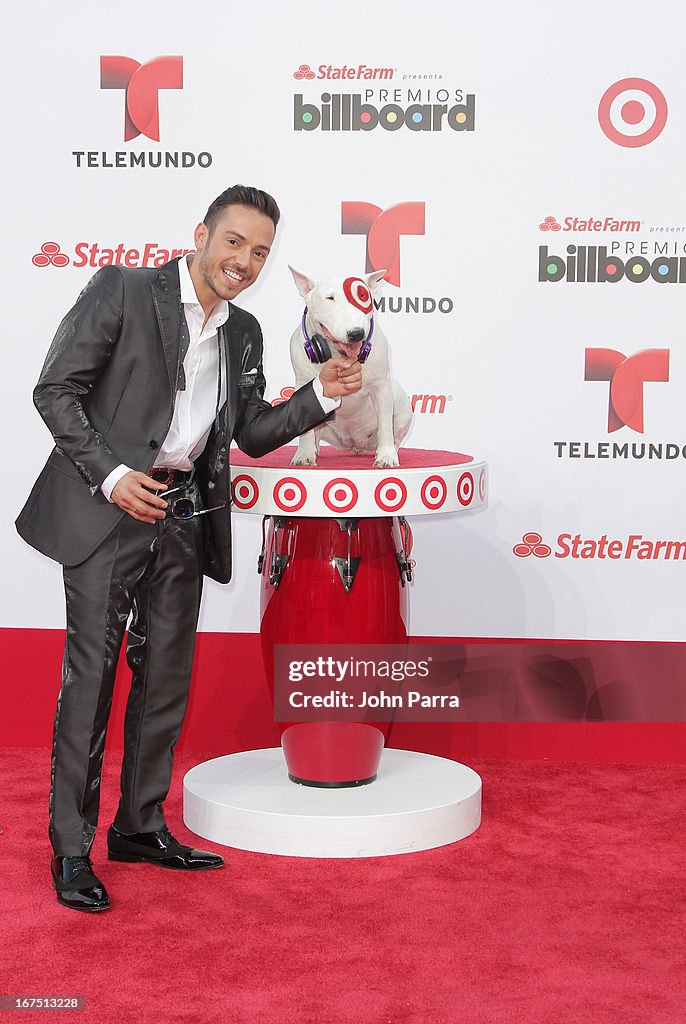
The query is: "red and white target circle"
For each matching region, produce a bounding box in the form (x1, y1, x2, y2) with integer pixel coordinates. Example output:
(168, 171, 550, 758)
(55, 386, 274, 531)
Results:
(343, 277, 373, 314)
(374, 477, 407, 513)
(231, 474, 259, 510)
(478, 468, 486, 502)
(420, 475, 447, 510)
(323, 477, 359, 513)
(273, 477, 307, 512)
(598, 78, 668, 148)
(457, 472, 474, 507)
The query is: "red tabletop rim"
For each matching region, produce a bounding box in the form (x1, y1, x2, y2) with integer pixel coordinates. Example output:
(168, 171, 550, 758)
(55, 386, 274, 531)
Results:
(230, 446, 474, 470)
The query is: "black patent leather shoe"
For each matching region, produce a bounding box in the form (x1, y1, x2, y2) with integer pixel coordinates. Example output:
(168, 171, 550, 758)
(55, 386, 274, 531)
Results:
(51, 855, 111, 912)
(107, 824, 224, 871)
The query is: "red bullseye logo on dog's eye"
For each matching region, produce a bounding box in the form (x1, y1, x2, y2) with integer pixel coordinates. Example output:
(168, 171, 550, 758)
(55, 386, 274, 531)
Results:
(343, 277, 373, 314)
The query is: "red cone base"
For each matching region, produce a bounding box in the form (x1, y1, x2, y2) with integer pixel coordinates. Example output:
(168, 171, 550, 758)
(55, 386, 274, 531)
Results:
(281, 722, 385, 788)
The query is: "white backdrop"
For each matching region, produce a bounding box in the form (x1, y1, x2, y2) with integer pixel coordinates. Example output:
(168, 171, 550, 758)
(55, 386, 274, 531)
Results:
(4, 0, 685, 642)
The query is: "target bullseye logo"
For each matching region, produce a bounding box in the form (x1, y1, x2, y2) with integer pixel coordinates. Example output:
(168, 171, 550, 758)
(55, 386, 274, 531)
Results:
(513, 532, 552, 558)
(374, 477, 407, 513)
(231, 475, 259, 510)
(323, 477, 359, 513)
(33, 242, 69, 268)
(457, 472, 474, 507)
(478, 468, 486, 502)
(598, 78, 668, 148)
(420, 475, 447, 510)
(343, 277, 373, 314)
(273, 477, 307, 512)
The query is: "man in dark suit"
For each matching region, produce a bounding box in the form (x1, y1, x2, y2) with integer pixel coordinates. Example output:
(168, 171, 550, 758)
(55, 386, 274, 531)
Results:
(16, 185, 360, 912)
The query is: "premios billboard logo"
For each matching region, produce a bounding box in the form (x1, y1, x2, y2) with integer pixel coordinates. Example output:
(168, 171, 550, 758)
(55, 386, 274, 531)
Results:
(539, 244, 686, 285)
(553, 348, 684, 463)
(293, 62, 475, 133)
(72, 55, 212, 169)
(538, 209, 686, 284)
(341, 201, 453, 314)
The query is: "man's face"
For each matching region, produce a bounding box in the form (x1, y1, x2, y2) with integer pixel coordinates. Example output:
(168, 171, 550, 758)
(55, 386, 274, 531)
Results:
(193, 204, 275, 303)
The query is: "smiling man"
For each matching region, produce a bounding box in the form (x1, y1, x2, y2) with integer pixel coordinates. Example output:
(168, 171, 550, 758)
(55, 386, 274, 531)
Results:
(16, 185, 361, 913)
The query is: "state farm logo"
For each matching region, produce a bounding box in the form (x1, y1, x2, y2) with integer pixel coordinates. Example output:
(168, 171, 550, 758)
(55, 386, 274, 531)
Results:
(554, 346, 683, 462)
(514, 532, 686, 561)
(341, 201, 453, 314)
(584, 348, 669, 433)
(598, 78, 668, 148)
(539, 215, 641, 233)
(33, 243, 69, 268)
(272, 387, 295, 407)
(513, 532, 552, 558)
(72, 55, 212, 170)
(293, 63, 395, 81)
(31, 241, 194, 269)
(101, 55, 183, 141)
(271, 386, 452, 413)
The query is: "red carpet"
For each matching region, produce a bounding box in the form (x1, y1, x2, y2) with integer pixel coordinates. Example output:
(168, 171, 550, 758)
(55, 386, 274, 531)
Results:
(0, 748, 684, 1024)
(4, 628, 686, 763)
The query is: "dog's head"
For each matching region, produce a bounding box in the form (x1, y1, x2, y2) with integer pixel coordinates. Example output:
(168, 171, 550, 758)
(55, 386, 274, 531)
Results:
(290, 267, 386, 360)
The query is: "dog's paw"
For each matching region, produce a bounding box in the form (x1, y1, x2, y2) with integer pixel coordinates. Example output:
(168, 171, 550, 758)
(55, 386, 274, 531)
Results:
(291, 452, 318, 467)
(373, 447, 400, 468)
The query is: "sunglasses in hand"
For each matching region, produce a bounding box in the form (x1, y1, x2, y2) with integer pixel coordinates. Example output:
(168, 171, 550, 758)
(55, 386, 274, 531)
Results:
(152, 483, 226, 520)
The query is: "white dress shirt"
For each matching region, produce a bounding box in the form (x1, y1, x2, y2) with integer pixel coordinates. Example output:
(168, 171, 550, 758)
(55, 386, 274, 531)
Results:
(101, 256, 338, 501)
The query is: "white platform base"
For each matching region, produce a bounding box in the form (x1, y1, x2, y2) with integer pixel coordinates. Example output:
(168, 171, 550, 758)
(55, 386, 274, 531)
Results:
(183, 747, 482, 858)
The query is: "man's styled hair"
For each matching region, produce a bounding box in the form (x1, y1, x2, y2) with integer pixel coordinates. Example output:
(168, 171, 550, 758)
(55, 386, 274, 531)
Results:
(203, 184, 281, 235)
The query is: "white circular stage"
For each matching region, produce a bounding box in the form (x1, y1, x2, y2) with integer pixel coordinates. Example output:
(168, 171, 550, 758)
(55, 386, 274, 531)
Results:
(183, 747, 482, 858)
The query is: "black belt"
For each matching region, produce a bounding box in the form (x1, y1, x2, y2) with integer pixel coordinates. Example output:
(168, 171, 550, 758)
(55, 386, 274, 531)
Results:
(150, 467, 195, 487)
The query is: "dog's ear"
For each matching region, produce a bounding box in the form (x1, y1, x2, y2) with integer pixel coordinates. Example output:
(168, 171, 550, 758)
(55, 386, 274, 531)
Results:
(365, 270, 387, 294)
(288, 266, 315, 299)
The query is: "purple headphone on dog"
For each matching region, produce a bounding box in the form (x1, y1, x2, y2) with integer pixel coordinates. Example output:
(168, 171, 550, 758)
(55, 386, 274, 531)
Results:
(302, 277, 375, 364)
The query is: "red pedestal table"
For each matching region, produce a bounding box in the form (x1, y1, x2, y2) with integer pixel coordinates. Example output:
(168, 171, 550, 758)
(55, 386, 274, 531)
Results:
(230, 446, 488, 787)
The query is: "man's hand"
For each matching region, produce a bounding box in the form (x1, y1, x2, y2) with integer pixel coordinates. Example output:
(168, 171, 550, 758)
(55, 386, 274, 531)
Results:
(319, 357, 363, 399)
(110, 471, 168, 524)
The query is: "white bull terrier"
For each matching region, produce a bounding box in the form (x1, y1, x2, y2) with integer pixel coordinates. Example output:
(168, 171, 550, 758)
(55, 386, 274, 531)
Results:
(288, 268, 413, 467)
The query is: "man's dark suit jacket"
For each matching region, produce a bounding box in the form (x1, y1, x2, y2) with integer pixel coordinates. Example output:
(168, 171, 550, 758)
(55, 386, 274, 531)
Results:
(16, 259, 328, 583)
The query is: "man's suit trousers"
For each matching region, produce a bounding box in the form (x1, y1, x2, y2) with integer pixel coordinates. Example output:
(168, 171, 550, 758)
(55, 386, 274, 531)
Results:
(49, 487, 204, 855)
